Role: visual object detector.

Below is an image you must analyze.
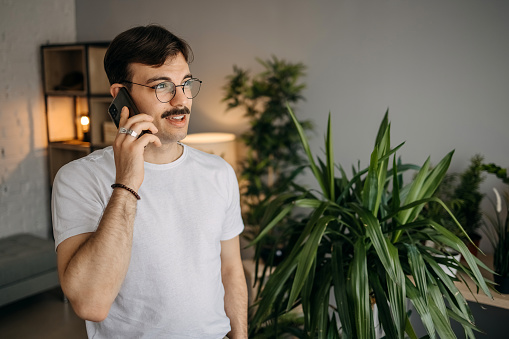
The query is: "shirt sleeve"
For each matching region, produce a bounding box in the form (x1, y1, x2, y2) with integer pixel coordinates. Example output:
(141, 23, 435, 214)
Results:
(51, 159, 109, 250)
(220, 162, 244, 241)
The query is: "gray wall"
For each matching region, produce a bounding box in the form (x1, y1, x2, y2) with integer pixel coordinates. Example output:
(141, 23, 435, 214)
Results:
(0, 0, 76, 239)
(77, 0, 508, 250)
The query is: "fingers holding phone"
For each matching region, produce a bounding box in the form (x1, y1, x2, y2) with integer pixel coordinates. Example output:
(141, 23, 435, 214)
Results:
(108, 87, 159, 145)
(116, 107, 159, 142)
(108, 87, 162, 189)
(113, 107, 161, 190)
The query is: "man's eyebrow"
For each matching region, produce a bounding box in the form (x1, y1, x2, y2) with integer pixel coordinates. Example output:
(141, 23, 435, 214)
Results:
(145, 73, 193, 84)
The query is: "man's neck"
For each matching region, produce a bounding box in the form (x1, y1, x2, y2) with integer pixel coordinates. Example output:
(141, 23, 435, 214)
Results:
(143, 142, 183, 164)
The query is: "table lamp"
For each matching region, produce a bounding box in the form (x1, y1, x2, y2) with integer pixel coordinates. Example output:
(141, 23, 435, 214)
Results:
(181, 132, 237, 170)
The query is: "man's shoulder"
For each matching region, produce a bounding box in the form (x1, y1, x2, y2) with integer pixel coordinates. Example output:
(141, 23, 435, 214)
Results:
(184, 144, 230, 168)
(55, 146, 114, 181)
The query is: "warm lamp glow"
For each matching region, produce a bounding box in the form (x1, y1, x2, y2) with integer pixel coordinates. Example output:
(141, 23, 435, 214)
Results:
(80, 115, 90, 137)
(183, 132, 235, 144)
(80, 116, 90, 126)
(181, 133, 237, 170)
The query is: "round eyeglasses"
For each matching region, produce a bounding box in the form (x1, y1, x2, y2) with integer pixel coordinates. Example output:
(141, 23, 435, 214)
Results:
(122, 78, 202, 103)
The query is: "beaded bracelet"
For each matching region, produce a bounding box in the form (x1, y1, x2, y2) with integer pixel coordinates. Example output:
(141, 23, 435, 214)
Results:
(111, 183, 141, 200)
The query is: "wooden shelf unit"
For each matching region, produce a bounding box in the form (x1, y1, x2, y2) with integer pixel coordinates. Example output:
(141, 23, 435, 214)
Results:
(42, 42, 115, 184)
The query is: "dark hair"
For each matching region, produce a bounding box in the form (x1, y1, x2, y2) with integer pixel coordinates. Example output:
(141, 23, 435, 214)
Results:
(104, 24, 193, 86)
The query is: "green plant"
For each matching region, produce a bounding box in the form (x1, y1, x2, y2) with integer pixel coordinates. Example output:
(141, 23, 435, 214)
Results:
(422, 173, 463, 238)
(250, 312, 305, 339)
(453, 155, 486, 239)
(249, 108, 494, 339)
(484, 188, 509, 278)
(424, 155, 486, 244)
(481, 163, 509, 184)
(425, 157, 509, 255)
(223, 56, 312, 262)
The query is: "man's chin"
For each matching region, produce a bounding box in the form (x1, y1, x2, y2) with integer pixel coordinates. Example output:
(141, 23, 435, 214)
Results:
(157, 131, 188, 144)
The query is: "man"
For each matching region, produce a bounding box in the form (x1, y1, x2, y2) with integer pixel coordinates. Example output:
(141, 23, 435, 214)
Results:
(52, 25, 248, 338)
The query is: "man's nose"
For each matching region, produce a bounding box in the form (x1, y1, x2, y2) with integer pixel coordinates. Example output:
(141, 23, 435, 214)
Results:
(170, 86, 189, 107)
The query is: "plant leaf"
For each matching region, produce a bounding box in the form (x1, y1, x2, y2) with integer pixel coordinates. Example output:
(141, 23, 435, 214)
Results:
(374, 109, 389, 146)
(397, 156, 431, 224)
(386, 243, 407, 338)
(353, 204, 397, 283)
(405, 316, 419, 339)
(332, 244, 353, 339)
(350, 238, 373, 339)
(363, 146, 380, 213)
(428, 298, 456, 339)
(430, 222, 492, 298)
(405, 244, 428, 298)
(250, 204, 294, 245)
(406, 277, 436, 339)
(370, 272, 400, 339)
(391, 154, 401, 215)
(287, 103, 327, 194)
(288, 215, 336, 308)
(326, 113, 335, 201)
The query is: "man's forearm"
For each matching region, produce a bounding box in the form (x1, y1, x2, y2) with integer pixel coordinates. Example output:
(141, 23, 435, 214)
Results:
(223, 265, 248, 339)
(59, 188, 137, 321)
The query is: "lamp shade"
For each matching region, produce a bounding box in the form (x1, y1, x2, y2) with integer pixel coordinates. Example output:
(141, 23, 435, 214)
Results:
(181, 133, 237, 170)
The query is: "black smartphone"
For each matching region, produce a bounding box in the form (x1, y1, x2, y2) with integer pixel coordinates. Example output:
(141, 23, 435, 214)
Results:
(108, 87, 141, 128)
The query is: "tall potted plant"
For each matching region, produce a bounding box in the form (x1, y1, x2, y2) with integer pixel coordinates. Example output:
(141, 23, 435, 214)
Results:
(249, 108, 494, 338)
(453, 155, 486, 254)
(223, 57, 312, 264)
(484, 188, 509, 293)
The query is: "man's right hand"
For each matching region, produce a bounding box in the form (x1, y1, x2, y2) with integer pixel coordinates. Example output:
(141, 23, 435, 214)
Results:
(113, 106, 161, 191)
(56, 107, 160, 321)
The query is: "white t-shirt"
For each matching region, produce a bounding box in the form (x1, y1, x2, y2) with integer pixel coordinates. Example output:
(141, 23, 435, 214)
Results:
(52, 145, 244, 339)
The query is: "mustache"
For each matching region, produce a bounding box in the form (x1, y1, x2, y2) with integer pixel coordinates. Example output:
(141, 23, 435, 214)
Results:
(161, 107, 191, 119)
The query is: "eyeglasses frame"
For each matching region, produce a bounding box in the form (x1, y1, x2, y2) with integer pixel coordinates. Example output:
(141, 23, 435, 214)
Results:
(121, 78, 202, 103)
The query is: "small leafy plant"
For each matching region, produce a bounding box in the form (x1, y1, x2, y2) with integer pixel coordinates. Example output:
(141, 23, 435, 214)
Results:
(482, 163, 509, 184)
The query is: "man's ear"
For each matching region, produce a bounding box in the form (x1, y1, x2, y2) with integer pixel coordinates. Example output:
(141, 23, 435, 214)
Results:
(110, 83, 124, 98)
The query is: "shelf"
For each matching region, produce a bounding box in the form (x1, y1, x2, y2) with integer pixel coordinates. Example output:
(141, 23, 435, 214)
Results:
(89, 97, 114, 145)
(87, 46, 110, 95)
(456, 254, 509, 310)
(42, 43, 110, 96)
(49, 140, 90, 150)
(42, 45, 87, 95)
(43, 42, 112, 185)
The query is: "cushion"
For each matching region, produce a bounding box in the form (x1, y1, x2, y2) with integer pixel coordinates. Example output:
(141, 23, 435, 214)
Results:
(0, 234, 57, 287)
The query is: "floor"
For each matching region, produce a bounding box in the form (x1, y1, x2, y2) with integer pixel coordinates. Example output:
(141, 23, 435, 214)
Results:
(4, 285, 509, 338)
(0, 288, 87, 339)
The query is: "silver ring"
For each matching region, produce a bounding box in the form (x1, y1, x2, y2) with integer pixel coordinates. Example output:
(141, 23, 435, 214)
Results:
(119, 127, 138, 138)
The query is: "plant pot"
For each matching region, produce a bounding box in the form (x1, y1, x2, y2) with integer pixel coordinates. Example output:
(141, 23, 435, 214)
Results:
(437, 251, 462, 277)
(424, 241, 462, 277)
(329, 288, 385, 339)
(494, 275, 509, 294)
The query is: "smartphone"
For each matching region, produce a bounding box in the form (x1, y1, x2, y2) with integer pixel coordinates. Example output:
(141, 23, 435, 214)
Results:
(108, 87, 140, 128)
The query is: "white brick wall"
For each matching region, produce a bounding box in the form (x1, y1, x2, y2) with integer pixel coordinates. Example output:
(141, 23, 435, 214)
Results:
(0, 0, 76, 239)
